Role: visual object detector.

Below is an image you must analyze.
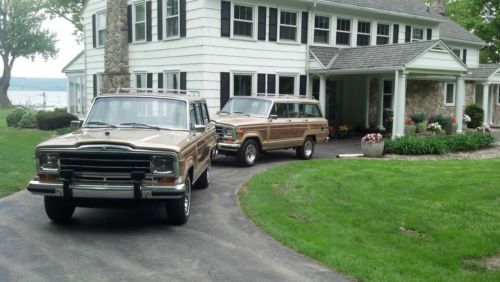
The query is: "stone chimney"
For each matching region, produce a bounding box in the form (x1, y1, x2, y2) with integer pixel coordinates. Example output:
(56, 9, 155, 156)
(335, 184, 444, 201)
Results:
(102, 0, 130, 94)
(429, 0, 446, 16)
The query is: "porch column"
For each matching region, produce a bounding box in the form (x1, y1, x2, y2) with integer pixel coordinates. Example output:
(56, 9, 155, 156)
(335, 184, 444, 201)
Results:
(482, 83, 490, 125)
(455, 75, 465, 133)
(308, 74, 314, 99)
(319, 75, 327, 115)
(365, 77, 370, 129)
(393, 71, 407, 137)
(377, 77, 385, 130)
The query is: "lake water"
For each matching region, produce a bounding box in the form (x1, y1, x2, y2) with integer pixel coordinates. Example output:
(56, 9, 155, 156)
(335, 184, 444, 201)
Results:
(8, 90, 67, 111)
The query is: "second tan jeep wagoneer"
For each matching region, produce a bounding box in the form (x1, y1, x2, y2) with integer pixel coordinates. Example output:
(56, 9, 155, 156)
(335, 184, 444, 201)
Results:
(213, 95, 329, 166)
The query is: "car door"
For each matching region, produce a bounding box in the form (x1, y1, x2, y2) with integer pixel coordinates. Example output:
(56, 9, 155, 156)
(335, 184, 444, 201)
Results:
(287, 102, 308, 146)
(304, 103, 328, 142)
(192, 103, 211, 171)
(268, 102, 291, 149)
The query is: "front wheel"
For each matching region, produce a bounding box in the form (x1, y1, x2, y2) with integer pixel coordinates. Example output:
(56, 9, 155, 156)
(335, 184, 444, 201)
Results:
(44, 196, 75, 223)
(195, 164, 210, 190)
(296, 137, 315, 160)
(237, 139, 259, 167)
(166, 176, 191, 225)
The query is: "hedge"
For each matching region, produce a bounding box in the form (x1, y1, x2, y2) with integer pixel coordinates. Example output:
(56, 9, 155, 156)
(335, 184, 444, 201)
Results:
(384, 133, 495, 155)
(6, 108, 27, 127)
(465, 104, 484, 128)
(17, 112, 38, 129)
(36, 111, 78, 130)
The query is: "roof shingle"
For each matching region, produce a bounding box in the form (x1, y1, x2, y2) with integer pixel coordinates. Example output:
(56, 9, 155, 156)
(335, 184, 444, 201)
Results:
(439, 19, 485, 45)
(467, 64, 500, 79)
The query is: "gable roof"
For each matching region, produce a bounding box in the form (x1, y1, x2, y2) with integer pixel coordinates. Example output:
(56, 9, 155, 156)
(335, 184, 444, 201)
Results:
(439, 19, 485, 45)
(319, 0, 444, 20)
(467, 64, 500, 80)
(62, 51, 84, 73)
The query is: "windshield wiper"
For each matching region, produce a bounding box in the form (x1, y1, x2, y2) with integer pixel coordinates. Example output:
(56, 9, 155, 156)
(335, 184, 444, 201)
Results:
(120, 123, 161, 130)
(233, 111, 251, 117)
(86, 121, 117, 128)
(219, 111, 230, 114)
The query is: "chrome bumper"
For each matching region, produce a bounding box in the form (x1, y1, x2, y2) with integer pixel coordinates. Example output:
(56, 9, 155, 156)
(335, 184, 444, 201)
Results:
(217, 142, 241, 152)
(27, 180, 186, 199)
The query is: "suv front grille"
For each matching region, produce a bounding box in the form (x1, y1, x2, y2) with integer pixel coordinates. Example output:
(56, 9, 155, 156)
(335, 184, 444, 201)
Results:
(215, 126, 225, 140)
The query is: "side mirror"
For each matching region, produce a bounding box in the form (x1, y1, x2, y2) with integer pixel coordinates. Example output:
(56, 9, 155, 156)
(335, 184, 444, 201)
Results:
(194, 124, 206, 133)
(71, 120, 83, 128)
(269, 115, 278, 120)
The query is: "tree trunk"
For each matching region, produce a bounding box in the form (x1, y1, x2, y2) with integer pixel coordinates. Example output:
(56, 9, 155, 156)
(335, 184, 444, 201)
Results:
(0, 65, 12, 108)
(102, 0, 130, 94)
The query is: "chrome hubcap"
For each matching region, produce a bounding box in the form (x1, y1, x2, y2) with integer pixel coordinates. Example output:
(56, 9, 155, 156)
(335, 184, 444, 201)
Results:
(184, 179, 191, 216)
(304, 141, 313, 157)
(246, 144, 257, 164)
(206, 166, 211, 184)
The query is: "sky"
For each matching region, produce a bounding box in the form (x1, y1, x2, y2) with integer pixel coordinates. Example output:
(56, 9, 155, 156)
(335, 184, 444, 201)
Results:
(10, 18, 82, 79)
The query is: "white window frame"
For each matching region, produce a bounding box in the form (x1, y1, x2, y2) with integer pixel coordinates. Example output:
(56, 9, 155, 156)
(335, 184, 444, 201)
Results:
(376, 23, 391, 45)
(164, 0, 180, 39)
(313, 13, 331, 45)
(497, 86, 500, 105)
(135, 72, 148, 90)
(356, 20, 371, 47)
(336, 18, 352, 46)
(278, 10, 299, 43)
(412, 27, 425, 42)
(444, 83, 456, 106)
(230, 72, 255, 97)
(231, 3, 256, 39)
(452, 48, 462, 59)
(96, 10, 107, 47)
(163, 71, 181, 91)
(277, 73, 298, 95)
(383, 80, 394, 109)
(133, 1, 147, 42)
(96, 73, 103, 95)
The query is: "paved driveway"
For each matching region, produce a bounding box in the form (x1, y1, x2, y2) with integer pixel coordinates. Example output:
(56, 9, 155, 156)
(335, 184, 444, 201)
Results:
(0, 141, 359, 282)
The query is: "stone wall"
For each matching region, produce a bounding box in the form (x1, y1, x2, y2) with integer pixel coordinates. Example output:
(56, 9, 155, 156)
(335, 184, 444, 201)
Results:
(493, 85, 500, 125)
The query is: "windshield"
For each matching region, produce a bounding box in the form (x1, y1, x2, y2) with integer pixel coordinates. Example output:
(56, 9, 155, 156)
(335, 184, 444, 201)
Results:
(85, 97, 188, 130)
(221, 98, 272, 118)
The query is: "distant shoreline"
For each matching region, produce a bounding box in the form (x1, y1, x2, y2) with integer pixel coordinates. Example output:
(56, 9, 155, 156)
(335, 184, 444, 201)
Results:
(9, 77, 66, 92)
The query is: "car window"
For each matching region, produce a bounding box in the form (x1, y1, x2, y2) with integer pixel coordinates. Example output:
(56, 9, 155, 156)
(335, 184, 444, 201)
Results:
(271, 103, 288, 118)
(288, 103, 304, 118)
(194, 103, 204, 125)
(304, 104, 321, 118)
(189, 104, 198, 126)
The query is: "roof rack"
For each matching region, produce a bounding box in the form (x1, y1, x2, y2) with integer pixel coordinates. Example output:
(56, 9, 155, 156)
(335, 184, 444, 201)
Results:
(254, 93, 314, 99)
(112, 88, 201, 97)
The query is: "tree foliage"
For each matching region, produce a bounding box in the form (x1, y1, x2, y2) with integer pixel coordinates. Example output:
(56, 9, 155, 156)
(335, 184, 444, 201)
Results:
(0, 0, 58, 107)
(42, 0, 84, 37)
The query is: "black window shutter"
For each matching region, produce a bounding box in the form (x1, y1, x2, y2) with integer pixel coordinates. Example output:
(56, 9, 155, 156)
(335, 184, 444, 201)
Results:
(299, 75, 307, 96)
(147, 73, 153, 88)
(257, 74, 266, 93)
(301, 12, 308, 44)
(393, 24, 399, 44)
(158, 73, 164, 89)
(267, 74, 276, 94)
(180, 72, 187, 90)
(180, 0, 186, 37)
(269, 8, 278, 42)
(405, 25, 411, 42)
(463, 49, 467, 64)
(221, 1, 231, 37)
(146, 1, 152, 42)
(92, 14, 97, 48)
(427, 28, 432, 40)
(157, 0, 163, 40)
(220, 72, 230, 109)
(127, 5, 133, 43)
(258, 6, 267, 41)
(93, 74, 98, 97)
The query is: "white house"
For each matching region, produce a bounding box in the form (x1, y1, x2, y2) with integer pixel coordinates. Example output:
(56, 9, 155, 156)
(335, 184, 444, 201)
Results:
(63, 0, 500, 136)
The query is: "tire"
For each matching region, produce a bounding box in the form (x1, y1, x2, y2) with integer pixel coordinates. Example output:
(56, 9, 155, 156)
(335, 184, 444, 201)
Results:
(297, 137, 315, 160)
(237, 139, 259, 167)
(166, 176, 191, 225)
(195, 164, 210, 190)
(44, 196, 75, 223)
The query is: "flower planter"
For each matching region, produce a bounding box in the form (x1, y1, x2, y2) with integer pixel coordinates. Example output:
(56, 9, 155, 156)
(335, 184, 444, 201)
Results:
(361, 141, 385, 158)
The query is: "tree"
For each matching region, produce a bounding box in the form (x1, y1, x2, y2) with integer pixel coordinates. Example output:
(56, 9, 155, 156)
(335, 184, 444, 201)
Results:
(0, 0, 57, 108)
(43, 0, 84, 37)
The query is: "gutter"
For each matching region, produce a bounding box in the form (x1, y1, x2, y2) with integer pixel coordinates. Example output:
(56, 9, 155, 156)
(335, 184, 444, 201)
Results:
(310, 66, 403, 75)
(441, 37, 485, 47)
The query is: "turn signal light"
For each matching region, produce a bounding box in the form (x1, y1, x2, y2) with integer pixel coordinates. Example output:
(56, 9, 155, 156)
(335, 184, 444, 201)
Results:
(157, 177, 176, 185)
(39, 174, 58, 182)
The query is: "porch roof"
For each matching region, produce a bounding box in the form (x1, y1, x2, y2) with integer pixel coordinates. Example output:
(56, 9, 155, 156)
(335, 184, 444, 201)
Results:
(309, 40, 469, 75)
(466, 64, 500, 82)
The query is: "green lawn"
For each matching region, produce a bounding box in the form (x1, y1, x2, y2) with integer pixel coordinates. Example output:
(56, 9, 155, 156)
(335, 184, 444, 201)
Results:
(0, 109, 53, 197)
(239, 159, 500, 282)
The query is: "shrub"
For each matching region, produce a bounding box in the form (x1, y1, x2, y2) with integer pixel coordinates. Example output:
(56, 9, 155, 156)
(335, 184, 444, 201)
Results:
(465, 104, 484, 128)
(36, 111, 78, 130)
(385, 132, 494, 155)
(17, 112, 38, 129)
(409, 112, 427, 124)
(429, 114, 452, 129)
(6, 108, 27, 127)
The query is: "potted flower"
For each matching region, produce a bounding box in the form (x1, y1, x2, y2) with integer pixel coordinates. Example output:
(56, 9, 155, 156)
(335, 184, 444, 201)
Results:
(427, 122, 442, 135)
(463, 114, 472, 130)
(361, 133, 384, 158)
(336, 124, 351, 139)
(404, 117, 416, 136)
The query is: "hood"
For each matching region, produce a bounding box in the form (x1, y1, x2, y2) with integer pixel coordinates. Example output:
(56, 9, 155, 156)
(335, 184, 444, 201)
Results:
(37, 127, 194, 152)
(212, 114, 268, 127)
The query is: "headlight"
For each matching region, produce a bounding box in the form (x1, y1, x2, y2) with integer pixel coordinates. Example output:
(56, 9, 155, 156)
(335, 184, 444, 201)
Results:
(224, 127, 236, 140)
(151, 155, 177, 175)
(39, 153, 59, 172)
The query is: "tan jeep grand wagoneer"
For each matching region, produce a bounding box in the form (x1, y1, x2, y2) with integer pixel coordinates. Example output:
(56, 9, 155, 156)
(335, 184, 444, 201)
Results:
(27, 89, 216, 225)
(213, 95, 328, 166)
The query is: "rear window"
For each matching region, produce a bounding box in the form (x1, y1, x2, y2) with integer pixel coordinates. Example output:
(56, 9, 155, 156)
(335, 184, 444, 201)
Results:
(304, 104, 321, 118)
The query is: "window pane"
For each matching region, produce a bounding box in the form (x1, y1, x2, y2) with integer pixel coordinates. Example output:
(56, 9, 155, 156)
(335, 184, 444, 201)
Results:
(383, 94, 392, 109)
(234, 75, 252, 96)
(357, 34, 370, 46)
(337, 19, 351, 32)
(280, 26, 296, 41)
(167, 0, 178, 16)
(376, 36, 389, 45)
(136, 74, 146, 88)
(135, 4, 145, 22)
(452, 49, 461, 57)
(446, 84, 455, 104)
(377, 24, 389, 36)
(337, 19, 351, 45)
(336, 32, 350, 45)
(166, 73, 178, 89)
(97, 13, 106, 29)
(194, 104, 203, 125)
(384, 81, 393, 94)
(201, 104, 209, 124)
(358, 21, 370, 34)
(166, 17, 179, 37)
(314, 30, 329, 44)
(235, 5, 252, 21)
(315, 16, 329, 29)
(287, 103, 304, 118)
(135, 22, 146, 41)
(281, 12, 297, 25)
(304, 104, 321, 118)
(271, 103, 288, 118)
(234, 21, 253, 37)
(279, 76, 295, 95)
(413, 28, 423, 40)
(98, 30, 107, 46)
